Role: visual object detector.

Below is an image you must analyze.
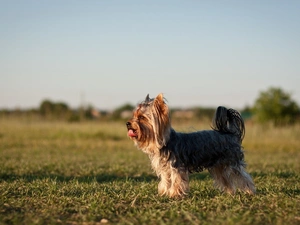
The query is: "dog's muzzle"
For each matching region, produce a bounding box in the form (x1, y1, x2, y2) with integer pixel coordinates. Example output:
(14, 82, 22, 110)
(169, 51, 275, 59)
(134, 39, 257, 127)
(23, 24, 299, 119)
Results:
(126, 122, 138, 138)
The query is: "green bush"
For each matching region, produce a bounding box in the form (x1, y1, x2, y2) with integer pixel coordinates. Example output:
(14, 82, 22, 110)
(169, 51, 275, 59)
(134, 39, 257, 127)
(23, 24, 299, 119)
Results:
(252, 87, 299, 125)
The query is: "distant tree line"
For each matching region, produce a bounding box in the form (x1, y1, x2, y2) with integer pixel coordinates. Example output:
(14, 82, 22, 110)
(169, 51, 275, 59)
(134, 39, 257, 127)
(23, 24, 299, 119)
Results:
(39, 100, 71, 120)
(0, 100, 101, 122)
(39, 100, 104, 122)
(0, 87, 299, 126)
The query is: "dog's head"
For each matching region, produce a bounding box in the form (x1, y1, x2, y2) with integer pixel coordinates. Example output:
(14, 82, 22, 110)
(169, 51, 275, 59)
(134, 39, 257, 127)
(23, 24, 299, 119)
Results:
(126, 93, 171, 153)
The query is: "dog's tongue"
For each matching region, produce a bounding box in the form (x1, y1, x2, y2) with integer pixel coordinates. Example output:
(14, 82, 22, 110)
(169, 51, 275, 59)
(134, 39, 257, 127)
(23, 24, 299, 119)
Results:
(128, 129, 137, 137)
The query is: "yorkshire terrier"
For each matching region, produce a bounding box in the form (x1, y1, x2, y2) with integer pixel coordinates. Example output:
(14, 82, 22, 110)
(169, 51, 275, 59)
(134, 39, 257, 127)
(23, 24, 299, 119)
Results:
(126, 93, 255, 197)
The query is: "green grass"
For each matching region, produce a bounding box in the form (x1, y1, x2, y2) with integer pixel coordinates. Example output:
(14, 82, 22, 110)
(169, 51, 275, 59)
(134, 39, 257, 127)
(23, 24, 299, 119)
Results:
(0, 119, 299, 224)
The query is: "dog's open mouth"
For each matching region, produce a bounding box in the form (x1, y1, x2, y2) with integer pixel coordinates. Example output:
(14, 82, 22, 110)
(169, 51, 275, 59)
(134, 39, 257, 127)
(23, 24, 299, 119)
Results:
(128, 129, 138, 138)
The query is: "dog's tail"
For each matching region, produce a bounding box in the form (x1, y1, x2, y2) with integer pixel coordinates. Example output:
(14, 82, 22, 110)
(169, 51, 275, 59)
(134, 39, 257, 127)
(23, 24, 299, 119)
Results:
(212, 106, 245, 142)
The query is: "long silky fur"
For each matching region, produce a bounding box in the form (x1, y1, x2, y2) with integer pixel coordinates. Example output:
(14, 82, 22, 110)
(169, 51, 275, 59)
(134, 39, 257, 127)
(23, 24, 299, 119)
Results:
(161, 106, 245, 173)
(126, 94, 256, 197)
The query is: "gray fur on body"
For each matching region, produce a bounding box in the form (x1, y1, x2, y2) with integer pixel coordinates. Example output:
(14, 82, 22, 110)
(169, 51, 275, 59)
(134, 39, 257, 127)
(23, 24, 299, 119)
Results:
(160, 105, 246, 173)
(161, 128, 245, 173)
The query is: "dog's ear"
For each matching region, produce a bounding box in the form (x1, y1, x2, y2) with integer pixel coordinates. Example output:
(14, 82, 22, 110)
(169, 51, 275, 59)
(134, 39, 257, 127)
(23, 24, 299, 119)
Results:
(153, 93, 170, 146)
(156, 93, 164, 101)
(145, 94, 150, 103)
(154, 93, 167, 114)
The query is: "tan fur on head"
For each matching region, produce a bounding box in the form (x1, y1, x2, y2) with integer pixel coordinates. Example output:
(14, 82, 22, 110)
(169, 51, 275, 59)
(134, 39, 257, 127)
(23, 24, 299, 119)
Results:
(126, 93, 171, 154)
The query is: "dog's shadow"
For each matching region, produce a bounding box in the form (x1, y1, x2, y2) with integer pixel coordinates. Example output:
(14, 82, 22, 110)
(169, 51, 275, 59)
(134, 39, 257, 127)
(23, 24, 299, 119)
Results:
(94, 172, 157, 183)
(0, 170, 209, 185)
(0, 171, 157, 184)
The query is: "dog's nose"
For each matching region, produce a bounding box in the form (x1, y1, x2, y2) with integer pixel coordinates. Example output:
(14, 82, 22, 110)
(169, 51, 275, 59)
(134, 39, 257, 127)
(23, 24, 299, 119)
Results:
(126, 122, 131, 127)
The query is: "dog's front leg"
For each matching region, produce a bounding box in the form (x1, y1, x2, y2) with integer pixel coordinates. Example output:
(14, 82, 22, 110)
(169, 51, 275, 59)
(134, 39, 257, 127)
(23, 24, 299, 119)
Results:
(168, 167, 190, 197)
(157, 169, 171, 196)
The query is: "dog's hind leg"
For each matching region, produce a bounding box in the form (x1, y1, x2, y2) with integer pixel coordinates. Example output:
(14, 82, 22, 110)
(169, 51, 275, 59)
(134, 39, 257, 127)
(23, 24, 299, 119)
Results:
(209, 164, 255, 195)
(231, 165, 256, 194)
(209, 164, 236, 194)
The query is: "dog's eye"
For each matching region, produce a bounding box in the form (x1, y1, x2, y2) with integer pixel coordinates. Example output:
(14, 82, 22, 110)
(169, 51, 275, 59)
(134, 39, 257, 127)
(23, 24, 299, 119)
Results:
(138, 116, 145, 120)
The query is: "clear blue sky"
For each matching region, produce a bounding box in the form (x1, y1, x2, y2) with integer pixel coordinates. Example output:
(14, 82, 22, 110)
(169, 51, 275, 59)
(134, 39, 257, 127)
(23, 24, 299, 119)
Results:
(1, 0, 300, 110)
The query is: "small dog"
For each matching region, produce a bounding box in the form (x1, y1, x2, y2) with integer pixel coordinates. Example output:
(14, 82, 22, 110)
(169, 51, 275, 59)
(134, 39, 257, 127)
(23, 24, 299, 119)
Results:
(126, 93, 255, 197)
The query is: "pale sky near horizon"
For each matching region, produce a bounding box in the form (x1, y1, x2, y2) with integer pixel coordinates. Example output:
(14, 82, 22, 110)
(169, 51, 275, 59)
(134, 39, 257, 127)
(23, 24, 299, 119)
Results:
(1, 1, 300, 110)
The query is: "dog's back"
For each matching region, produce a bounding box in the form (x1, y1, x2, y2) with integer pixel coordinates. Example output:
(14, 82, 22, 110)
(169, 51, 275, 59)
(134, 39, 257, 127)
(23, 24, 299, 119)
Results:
(162, 107, 245, 172)
(165, 129, 243, 173)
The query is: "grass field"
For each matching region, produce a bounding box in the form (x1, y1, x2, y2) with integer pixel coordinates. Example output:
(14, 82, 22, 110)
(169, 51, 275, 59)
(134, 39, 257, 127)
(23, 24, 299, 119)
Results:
(0, 118, 299, 224)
